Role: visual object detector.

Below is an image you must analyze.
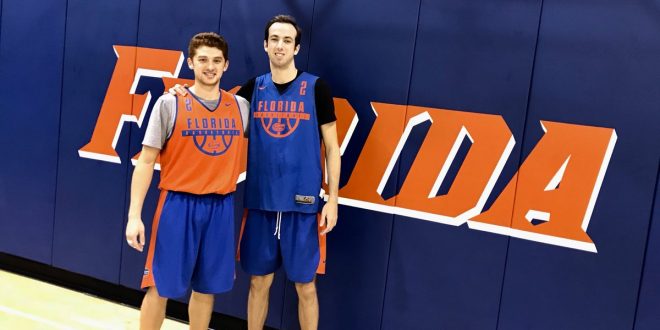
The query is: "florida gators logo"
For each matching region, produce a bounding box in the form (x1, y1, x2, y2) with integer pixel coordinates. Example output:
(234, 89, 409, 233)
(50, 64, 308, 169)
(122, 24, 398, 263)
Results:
(183, 117, 240, 156)
(254, 99, 310, 138)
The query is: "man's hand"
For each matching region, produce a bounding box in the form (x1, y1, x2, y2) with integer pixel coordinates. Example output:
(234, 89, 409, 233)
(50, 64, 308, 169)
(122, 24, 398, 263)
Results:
(168, 83, 188, 96)
(320, 200, 338, 235)
(125, 217, 146, 252)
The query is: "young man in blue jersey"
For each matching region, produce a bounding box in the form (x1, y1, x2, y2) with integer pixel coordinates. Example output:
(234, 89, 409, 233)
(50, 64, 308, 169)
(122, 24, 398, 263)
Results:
(236, 15, 340, 330)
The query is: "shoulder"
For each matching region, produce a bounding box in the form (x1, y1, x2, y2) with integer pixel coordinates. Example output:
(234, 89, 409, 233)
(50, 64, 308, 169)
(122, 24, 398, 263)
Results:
(314, 77, 331, 91)
(156, 93, 177, 106)
(302, 72, 329, 91)
(152, 94, 177, 117)
(311, 76, 333, 98)
(310, 75, 335, 125)
(301, 71, 319, 79)
(234, 95, 250, 107)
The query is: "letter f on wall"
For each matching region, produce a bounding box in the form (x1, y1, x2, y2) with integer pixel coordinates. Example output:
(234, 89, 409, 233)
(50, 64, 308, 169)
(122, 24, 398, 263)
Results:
(78, 46, 183, 163)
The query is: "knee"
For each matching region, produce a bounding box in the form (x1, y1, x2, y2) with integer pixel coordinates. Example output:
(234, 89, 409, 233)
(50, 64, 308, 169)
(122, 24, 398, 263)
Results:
(144, 286, 168, 307)
(191, 291, 214, 304)
(295, 281, 317, 302)
(250, 274, 274, 294)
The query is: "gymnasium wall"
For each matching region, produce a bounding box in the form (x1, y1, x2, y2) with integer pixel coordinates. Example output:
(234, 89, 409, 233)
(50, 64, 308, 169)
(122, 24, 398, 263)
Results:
(1, 0, 659, 329)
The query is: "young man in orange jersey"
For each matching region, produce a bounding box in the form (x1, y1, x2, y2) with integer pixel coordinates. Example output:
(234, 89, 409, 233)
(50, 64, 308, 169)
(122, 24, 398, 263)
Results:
(125, 32, 249, 330)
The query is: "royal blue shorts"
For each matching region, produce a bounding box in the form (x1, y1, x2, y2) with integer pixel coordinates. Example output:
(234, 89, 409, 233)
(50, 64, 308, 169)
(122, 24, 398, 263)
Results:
(142, 190, 235, 298)
(239, 209, 325, 283)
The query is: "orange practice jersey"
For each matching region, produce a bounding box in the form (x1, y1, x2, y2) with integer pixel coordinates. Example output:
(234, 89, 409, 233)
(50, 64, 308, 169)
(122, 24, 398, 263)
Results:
(159, 89, 244, 195)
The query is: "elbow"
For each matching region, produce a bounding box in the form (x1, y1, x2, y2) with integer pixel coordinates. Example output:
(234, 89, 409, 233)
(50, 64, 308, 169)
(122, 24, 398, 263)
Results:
(325, 143, 341, 158)
(136, 156, 158, 169)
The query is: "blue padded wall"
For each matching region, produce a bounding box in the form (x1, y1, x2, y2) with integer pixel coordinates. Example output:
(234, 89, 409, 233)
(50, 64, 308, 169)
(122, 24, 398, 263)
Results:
(0, 0, 66, 264)
(635, 166, 660, 330)
(52, 0, 140, 284)
(497, 0, 660, 329)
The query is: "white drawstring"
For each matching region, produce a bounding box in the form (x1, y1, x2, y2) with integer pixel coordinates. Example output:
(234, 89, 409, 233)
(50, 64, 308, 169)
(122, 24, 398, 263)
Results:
(273, 212, 282, 240)
(277, 212, 281, 240)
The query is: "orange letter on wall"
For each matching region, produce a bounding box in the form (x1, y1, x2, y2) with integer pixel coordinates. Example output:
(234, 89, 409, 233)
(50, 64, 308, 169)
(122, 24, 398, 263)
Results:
(469, 121, 617, 252)
(78, 46, 184, 163)
(320, 98, 358, 192)
(339, 102, 407, 209)
(395, 107, 514, 225)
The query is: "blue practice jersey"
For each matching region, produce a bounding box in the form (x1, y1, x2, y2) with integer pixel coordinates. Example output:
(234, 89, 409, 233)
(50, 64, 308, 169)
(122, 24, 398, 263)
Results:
(246, 72, 322, 213)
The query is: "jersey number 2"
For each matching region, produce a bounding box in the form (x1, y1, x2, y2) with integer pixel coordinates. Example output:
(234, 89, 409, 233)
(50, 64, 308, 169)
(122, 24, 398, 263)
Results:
(299, 81, 307, 96)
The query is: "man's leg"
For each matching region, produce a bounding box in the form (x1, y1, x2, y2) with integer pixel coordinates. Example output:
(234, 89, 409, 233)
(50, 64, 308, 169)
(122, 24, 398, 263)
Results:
(188, 193, 233, 329)
(248, 273, 275, 330)
(140, 286, 168, 330)
(295, 279, 319, 330)
(279, 212, 321, 330)
(189, 291, 214, 330)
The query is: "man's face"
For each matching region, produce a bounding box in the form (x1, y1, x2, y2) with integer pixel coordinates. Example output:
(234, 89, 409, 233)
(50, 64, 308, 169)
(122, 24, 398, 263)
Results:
(187, 46, 228, 87)
(264, 22, 299, 69)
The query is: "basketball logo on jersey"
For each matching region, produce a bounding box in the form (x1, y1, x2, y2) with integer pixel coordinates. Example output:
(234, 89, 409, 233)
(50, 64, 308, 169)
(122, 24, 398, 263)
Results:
(182, 117, 240, 156)
(254, 99, 311, 138)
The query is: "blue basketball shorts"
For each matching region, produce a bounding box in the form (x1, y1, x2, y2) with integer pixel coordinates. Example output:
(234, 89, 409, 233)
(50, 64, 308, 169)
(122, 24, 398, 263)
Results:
(141, 190, 235, 298)
(238, 209, 326, 283)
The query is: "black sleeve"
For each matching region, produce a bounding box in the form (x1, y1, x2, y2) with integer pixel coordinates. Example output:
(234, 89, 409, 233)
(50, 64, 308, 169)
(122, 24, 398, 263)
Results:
(236, 77, 256, 102)
(315, 78, 336, 127)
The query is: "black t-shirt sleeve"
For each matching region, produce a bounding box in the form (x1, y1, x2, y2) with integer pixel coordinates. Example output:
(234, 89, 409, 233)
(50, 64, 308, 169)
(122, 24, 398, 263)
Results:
(237, 77, 256, 102)
(315, 78, 336, 126)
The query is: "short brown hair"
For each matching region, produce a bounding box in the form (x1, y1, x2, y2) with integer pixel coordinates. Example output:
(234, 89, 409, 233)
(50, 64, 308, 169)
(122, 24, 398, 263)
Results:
(188, 32, 229, 60)
(264, 15, 301, 46)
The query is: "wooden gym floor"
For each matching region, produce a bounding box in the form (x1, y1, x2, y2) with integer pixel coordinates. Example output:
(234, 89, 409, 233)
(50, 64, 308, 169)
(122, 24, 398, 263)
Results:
(0, 270, 187, 330)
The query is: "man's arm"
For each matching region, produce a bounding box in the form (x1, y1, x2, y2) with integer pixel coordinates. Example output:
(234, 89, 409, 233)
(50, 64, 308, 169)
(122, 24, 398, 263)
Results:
(126, 146, 159, 252)
(320, 121, 340, 235)
(236, 78, 256, 101)
(314, 78, 336, 125)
